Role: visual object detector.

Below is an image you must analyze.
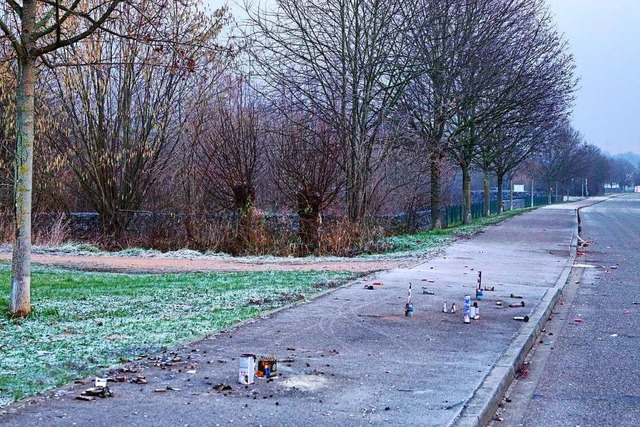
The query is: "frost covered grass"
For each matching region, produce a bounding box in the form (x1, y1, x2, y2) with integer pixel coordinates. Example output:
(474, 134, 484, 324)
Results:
(0, 264, 357, 407)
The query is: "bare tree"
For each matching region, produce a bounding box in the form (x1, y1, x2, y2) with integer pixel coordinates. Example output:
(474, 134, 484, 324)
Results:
(42, 2, 227, 239)
(197, 75, 265, 253)
(483, 125, 545, 214)
(475, 0, 576, 215)
(448, 0, 576, 223)
(535, 124, 585, 203)
(0, 0, 137, 316)
(268, 113, 342, 253)
(579, 144, 610, 197)
(401, 0, 473, 229)
(244, 0, 417, 223)
(607, 158, 636, 190)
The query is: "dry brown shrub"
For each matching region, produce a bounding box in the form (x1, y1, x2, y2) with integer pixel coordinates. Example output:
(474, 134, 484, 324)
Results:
(317, 219, 389, 257)
(33, 213, 71, 247)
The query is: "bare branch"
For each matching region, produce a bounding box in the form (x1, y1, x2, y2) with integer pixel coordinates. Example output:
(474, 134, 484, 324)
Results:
(0, 17, 22, 54)
(31, 0, 83, 40)
(34, 0, 125, 56)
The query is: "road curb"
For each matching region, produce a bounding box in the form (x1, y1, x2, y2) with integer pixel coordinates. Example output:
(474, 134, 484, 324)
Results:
(451, 209, 580, 427)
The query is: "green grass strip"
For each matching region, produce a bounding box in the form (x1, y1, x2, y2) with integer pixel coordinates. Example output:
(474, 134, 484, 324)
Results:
(0, 265, 357, 406)
(382, 207, 530, 255)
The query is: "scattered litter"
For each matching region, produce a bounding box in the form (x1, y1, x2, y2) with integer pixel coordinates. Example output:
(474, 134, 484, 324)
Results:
(515, 365, 529, 378)
(495, 300, 503, 306)
(257, 356, 278, 378)
(450, 303, 456, 313)
(75, 395, 96, 402)
(513, 316, 529, 322)
(213, 383, 233, 392)
(610, 265, 618, 270)
(82, 386, 113, 398)
(364, 285, 374, 290)
(405, 283, 414, 317)
(463, 295, 471, 324)
(574, 318, 582, 323)
(443, 302, 448, 313)
(239, 354, 257, 384)
(131, 376, 148, 384)
(372, 282, 383, 286)
(154, 386, 180, 392)
(484, 286, 494, 291)
(510, 293, 523, 299)
(421, 287, 434, 295)
(476, 272, 484, 300)
(95, 378, 108, 388)
(187, 370, 197, 374)
(633, 302, 640, 305)
(509, 301, 525, 308)
(610, 333, 618, 337)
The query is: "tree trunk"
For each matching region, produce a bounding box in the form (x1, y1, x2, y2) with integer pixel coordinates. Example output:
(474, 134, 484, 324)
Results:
(232, 184, 255, 253)
(430, 154, 443, 230)
(297, 192, 321, 254)
(462, 164, 472, 224)
(10, 55, 36, 318)
(497, 173, 504, 214)
(462, 166, 472, 224)
(482, 170, 491, 217)
(345, 166, 368, 224)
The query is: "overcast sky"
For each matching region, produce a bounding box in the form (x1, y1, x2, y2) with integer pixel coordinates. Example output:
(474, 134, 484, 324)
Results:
(548, 0, 640, 155)
(211, 1, 639, 155)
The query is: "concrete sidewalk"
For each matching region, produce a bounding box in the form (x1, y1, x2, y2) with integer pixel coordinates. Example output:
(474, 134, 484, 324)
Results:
(0, 201, 595, 427)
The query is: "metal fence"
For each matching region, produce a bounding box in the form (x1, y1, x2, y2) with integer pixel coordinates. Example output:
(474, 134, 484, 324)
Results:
(441, 196, 552, 227)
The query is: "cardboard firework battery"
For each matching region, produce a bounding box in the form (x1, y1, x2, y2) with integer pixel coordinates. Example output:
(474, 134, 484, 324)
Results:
(239, 354, 256, 384)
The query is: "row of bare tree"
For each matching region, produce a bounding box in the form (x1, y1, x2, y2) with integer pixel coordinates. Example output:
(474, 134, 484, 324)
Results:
(1, 0, 636, 316)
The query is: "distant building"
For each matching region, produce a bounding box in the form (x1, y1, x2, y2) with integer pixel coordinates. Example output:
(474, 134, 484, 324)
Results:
(635, 186, 640, 193)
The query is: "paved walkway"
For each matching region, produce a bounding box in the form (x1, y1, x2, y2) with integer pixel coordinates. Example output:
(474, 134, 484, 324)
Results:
(0, 200, 596, 427)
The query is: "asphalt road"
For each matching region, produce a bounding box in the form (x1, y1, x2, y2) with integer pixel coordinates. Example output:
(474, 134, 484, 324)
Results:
(494, 194, 640, 426)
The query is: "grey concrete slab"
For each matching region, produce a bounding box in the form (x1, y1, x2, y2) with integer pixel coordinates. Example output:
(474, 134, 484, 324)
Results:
(0, 200, 596, 427)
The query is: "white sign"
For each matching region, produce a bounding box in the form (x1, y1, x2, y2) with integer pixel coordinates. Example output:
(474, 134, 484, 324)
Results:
(513, 184, 525, 192)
